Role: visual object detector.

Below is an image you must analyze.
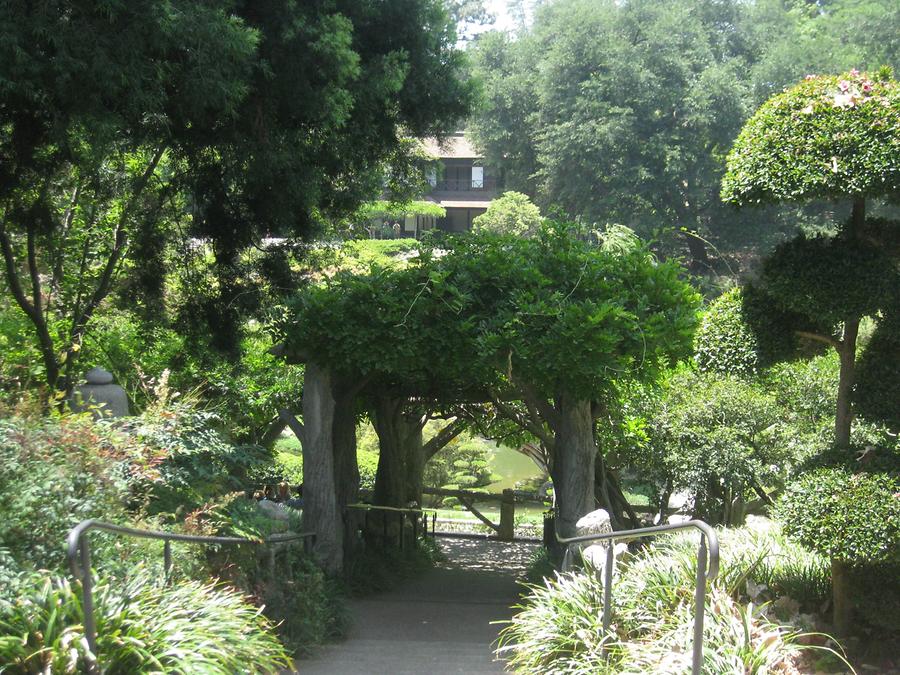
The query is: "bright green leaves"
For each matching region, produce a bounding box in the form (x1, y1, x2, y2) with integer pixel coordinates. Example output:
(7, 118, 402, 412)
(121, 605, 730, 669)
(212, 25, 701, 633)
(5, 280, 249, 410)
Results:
(284, 224, 700, 406)
(471, 191, 544, 237)
(722, 68, 900, 205)
(777, 466, 900, 563)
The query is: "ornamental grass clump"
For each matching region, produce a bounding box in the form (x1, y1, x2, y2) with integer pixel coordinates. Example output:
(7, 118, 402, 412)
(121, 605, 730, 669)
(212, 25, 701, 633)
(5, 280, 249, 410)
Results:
(0, 573, 290, 674)
(498, 522, 846, 674)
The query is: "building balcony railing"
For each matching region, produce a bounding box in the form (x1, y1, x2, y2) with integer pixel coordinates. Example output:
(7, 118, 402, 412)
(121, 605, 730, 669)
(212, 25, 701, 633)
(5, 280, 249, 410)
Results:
(431, 177, 502, 192)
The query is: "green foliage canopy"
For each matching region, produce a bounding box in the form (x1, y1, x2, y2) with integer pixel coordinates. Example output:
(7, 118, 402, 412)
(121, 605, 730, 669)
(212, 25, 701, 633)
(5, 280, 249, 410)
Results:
(760, 232, 898, 326)
(777, 463, 900, 564)
(722, 69, 900, 205)
(472, 191, 543, 237)
(283, 224, 700, 405)
(439, 226, 701, 402)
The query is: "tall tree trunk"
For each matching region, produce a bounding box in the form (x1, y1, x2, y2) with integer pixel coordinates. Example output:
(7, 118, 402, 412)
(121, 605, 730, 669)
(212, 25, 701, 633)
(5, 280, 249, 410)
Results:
(301, 362, 342, 573)
(552, 395, 597, 538)
(332, 399, 359, 510)
(831, 558, 853, 636)
(835, 198, 866, 448)
(372, 394, 407, 508)
(683, 230, 710, 273)
(835, 319, 858, 447)
(404, 421, 424, 506)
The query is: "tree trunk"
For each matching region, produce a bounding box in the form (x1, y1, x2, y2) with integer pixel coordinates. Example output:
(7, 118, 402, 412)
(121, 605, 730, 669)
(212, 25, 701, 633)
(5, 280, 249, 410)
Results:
(594, 450, 622, 529)
(552, 395, 597, 538)
(834, 199, 866, 448)
(301, 362, 342, 574)
(332, 399, 359, 510)
(683, 230, 710, 273)
(831, 558, 853, 636)
(372, 395, 408, 508)
(835, 317, 859, 448)
(404, 421, 425, 506)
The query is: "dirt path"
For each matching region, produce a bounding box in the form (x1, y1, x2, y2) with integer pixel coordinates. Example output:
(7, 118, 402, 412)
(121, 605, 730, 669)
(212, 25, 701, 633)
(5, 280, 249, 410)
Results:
(295, 537, 538, 675)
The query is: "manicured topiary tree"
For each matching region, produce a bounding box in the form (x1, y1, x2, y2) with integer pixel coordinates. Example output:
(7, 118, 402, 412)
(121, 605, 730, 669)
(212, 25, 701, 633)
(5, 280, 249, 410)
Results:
(775, 453, 900, 635)
(694, 288, 762, 378)
(722, 67, 900, 447)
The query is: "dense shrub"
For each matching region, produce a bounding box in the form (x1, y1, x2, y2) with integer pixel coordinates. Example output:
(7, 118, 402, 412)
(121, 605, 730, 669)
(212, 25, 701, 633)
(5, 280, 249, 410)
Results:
(273, 442, 378, 492)
(638, 370, 792, 524)
(183, 493, 346, 655)
(132, 402, 274, 517)
(0, 400, 348, 665)
(0, 574, 290, 674)
(776, 465, 899, 565)
(471, 191, 543, 237)
(0, 413, 133, 575)
(766, 354, 839, 433)
(855, 312, 900, 430)
(499, 522, 842, 674)
(694, 288, 761, 377)
(694, 285, 816, 379)
(261, 552, 347, 655)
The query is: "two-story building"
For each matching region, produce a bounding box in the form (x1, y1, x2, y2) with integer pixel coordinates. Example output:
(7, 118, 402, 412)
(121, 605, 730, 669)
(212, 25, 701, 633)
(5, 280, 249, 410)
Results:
(421, 132, 502, 233)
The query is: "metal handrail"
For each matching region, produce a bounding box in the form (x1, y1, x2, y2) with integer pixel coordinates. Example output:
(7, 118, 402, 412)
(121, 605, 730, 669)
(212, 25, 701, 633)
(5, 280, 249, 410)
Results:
(67, 519, 316, 668)
(556, 519, 719, 675)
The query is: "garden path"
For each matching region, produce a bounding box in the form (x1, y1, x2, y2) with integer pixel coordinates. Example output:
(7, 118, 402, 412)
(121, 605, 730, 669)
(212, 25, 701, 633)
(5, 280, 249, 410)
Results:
(294, 537, 538, 674)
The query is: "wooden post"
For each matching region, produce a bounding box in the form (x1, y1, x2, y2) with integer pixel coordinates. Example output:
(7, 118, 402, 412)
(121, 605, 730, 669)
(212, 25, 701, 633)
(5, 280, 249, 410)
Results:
(499, 489, 515, 541)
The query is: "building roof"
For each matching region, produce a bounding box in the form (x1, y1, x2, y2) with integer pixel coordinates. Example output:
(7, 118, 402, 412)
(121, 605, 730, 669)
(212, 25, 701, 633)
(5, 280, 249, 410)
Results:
(420, 133, 482, 160)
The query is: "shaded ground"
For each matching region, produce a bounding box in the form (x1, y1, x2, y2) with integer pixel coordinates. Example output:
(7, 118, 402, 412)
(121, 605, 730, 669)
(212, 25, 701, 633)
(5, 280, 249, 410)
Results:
(295, 537, 538, 675)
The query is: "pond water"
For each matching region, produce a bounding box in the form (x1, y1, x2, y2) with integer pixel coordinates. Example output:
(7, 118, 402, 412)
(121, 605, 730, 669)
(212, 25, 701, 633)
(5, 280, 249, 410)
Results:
(484, 443, 546, 492)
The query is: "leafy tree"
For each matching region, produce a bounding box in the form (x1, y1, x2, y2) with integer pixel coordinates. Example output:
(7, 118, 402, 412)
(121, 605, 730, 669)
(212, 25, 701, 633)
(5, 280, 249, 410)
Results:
(722, 68, 900, 446)
(638, 370, 791, 525)
(280, 224, 699, 563)
(0, 0, 476, 395)
(149, 0, 476, 355)
(469, 0, 759, 267)
(0, 1, 258, 391)
(435, 226, 700, 536)
(472, 191, 543, 236)
(468, 0, 900, 269)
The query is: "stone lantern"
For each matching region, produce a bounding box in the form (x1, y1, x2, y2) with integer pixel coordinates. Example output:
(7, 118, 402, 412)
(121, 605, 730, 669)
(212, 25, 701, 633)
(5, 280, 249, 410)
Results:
(70, 367, 130, 418)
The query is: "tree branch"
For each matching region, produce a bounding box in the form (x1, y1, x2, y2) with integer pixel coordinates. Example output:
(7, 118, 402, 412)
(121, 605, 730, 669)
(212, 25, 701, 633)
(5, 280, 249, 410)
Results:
(279, 408, 305, 444)
(48, 185, 80, 312)
(795, 330, 840, 350)
(258, 416, 288, 450)
(491, 395, 555, 449)
(457, 495, 500, 533)
(70, 145, 166, 342)
(518, 380, 560, 430)
(0, 213, 59, 385)
(26, 222, 42, 317)
(423, 417, 467, 462)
